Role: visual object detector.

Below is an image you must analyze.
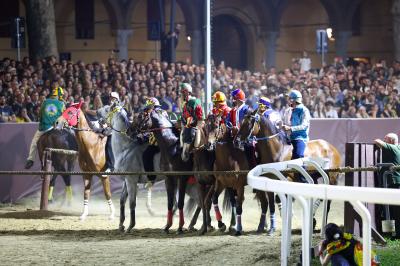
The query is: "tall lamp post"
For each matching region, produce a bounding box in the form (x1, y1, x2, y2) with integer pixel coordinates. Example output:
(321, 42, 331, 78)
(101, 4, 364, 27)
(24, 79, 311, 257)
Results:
(204, 0, 212, 115)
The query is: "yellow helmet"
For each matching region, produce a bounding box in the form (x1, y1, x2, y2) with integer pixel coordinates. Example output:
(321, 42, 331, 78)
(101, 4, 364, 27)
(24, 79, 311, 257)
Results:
(258, 97, 272, 108)
(52, 87, 64, 99)
(212, 91, 226, 103)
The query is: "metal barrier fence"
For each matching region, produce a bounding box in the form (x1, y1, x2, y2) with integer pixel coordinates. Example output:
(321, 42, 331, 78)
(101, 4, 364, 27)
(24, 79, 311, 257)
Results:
(247, 157, 400, 266)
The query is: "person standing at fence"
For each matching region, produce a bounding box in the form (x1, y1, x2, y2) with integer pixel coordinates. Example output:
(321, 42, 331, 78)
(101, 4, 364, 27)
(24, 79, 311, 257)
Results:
(374, 133, 400, 238)
(25, 86, 65, 169)
(282, 89, 311, 182)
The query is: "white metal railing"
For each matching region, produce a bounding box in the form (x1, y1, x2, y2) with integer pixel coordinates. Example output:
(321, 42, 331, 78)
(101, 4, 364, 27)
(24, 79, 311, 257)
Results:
(247, 157, 400, 266)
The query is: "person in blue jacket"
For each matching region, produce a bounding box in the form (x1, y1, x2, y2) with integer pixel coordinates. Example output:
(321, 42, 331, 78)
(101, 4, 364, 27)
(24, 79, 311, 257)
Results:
(282, 89, 311, 160)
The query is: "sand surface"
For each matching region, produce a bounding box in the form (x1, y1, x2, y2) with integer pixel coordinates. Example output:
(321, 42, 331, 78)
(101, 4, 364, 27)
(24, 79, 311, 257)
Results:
(0, 185, 344, 265)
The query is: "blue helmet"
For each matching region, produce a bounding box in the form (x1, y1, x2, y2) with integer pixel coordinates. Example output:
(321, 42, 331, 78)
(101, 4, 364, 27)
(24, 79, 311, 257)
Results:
(288, 90, 302, 103)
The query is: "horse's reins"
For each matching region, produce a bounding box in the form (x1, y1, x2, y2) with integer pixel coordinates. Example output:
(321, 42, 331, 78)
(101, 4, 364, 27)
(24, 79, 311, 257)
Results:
(246, 114, 283, 142)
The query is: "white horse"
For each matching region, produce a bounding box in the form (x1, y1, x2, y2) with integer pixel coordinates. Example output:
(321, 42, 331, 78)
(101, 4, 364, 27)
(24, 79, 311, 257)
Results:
(97, 105, 200, 232)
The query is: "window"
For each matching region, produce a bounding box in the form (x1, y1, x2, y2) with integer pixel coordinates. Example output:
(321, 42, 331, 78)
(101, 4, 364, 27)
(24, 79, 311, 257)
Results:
(75, 0, 94, 39)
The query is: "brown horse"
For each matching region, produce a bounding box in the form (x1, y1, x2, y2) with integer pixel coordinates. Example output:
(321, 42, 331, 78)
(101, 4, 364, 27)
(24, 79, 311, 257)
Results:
(55, 105, 115, 220)
(37, 129, 78, 205)
(181, 124, 236, 235)
(235, 110, 342, 229)
(206, 114, 256, 235)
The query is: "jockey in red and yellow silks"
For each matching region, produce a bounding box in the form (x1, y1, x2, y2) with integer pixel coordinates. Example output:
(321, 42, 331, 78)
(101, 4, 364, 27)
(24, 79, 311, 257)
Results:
(212, 91, 231, 121)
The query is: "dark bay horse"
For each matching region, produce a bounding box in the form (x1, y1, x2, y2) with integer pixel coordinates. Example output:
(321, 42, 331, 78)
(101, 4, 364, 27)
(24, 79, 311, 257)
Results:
(235, 110, 342, 228)
(205, 114, 260, 235)
(181, 124, 236, 235)
(136, 109, 198, 234)
(55, 104, 115, 220)
(37, 129, 78, 204)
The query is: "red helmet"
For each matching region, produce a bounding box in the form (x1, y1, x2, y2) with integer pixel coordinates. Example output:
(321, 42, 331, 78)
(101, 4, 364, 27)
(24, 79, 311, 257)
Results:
(231, 89, 245, 101)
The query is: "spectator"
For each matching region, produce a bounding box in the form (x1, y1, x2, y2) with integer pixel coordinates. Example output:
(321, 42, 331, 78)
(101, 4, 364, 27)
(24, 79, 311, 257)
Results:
(0, 94, 15, 122)
(15, 107, 31, 123)
(299, 51, 311, 73)
(325, 101, 339, 118)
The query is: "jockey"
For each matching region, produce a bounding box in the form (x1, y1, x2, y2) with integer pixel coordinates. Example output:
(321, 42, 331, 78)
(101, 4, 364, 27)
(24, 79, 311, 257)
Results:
(212, 91, 231, 121)
(227, 88, 257, 168)
(256, 97, 282, 128)
(94, 91, 120, 175)
(180, 83, 204, 148)
(25, 86, 65, 169)
(228, 88, 249, 129)
(141, 97, 166, 187)
(282, 89, 311, 182)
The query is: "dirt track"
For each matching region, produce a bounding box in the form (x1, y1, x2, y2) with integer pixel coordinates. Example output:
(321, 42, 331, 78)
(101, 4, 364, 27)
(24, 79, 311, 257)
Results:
(0, 186, 344, 265)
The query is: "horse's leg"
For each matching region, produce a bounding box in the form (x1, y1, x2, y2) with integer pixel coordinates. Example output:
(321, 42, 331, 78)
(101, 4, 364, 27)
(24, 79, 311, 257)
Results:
(255, 190, 268, 234)
(119, 180, 128, 232)
(212, 180, 226, 232)
(205, 184, 215, 231)
(126, 177, 138, 233)
(100, 175, 115, 220)
(267, 191, 277, 236)
(164, 176, 176, 233)
(188, 205, 201, 232)
(59, 164, 72, 206)
(197, 182, 209, 235)
(235, 185, 245, 236)
(81, 175, 92, 220)
(226, 188, 237, 232)
(49, 174, 57, 203)
(177, 176, 188, 234)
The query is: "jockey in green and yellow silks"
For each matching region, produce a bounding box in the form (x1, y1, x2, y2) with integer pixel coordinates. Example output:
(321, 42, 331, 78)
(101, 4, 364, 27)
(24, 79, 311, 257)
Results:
(25, 85, 67, 202)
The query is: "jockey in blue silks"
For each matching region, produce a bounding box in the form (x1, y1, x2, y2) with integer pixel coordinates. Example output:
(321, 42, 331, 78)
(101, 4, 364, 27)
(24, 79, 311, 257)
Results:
(282, 89, 311, 182)
(227, 88, 257, 168)
(256, 96, 282, 127)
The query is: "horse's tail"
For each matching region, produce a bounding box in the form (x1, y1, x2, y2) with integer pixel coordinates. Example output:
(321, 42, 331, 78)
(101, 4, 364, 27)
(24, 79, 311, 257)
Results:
(327, 142, 342, 185)
(222, 189, 232, 214)
(184, 197, 197, 217)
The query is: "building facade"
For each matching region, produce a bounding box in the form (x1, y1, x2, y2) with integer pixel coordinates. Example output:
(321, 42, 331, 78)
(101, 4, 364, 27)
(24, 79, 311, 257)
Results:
(0, 0, 396, 71)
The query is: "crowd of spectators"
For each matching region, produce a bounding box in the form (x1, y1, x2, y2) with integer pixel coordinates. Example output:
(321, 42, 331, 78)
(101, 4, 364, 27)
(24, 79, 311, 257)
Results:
(1, 54, 400, 123)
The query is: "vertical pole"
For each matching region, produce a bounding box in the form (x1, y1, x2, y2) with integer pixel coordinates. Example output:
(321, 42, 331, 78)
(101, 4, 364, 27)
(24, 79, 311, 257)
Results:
(205, 0, 212, 115)
(16, 17, 21, 61)
(40, 151, 51, 210)
(169, 0, 176, 62)
(321, 31, 324, 67)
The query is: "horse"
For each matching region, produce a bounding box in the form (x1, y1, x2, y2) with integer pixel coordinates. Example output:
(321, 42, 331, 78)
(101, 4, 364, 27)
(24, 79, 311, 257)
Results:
(55, 103, 115, 220)
(205, 113, 264, 235)
(136, 108, 200, 234)
(181, 123, 236, 235)
(37, 128, 78, 205)
(235, 110, 342, 228)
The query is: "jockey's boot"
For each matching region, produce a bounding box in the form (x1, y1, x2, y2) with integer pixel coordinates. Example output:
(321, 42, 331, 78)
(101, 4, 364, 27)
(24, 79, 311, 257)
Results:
(65, 186, 73, 205)
(25, 160, 34, 169)
(267, 213, 276, 236)
(48, 186, 54, 203)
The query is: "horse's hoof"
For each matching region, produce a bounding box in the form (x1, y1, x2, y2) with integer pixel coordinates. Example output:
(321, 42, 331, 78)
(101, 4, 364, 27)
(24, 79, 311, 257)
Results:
(126, 226, 134, 233)
(256, 227, 266, 234)
(234, 230, 242, 236)
(267, 228, 276, 236)
(218, 222, 226, 232)
(163, 227, 170, 234)
(176, 228, 184, 235)
(119, 225, 125, 232)
(188, 226, 197, 232)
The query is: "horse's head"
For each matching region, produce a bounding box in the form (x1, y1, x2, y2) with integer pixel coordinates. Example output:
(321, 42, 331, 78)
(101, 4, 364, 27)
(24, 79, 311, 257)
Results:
(234, 109, 259, 150)
(55, 104, 81, 130)
(205, 114, 227, 151)
(96, 105, 130, 134)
